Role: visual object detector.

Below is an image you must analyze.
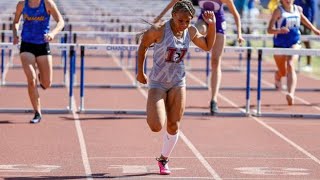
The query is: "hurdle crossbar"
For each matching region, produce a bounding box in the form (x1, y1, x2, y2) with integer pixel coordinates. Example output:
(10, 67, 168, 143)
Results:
(0, 108, 70, 114)
(0, 43, 77, 114)
(78, 44, 252, 116)
(78, 109, 249, 117)
(255, 47, 320, 117)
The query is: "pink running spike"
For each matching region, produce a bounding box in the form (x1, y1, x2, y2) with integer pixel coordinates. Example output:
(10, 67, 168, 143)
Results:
(157, 158, 171, 175)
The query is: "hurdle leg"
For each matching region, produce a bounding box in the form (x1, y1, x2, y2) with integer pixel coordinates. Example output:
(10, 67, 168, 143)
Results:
(256, 49, 263, 116)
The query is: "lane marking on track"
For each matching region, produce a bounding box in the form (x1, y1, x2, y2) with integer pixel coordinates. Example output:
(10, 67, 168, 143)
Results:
(187, 72, 208, 87)
(89, 156, 310, 160)
(0, 164, 60, 173)
(251, 115, 320, 165)
(108, 164, 185, 174)
(65, 74, 93, 180)
(116, 56, 222, 180)
(235, 167, 309, 176)
(190, 67, 320, 166)
(109, 52, 136, 85)
(179, 131, 222, 180)
(72, 108, 93, 180)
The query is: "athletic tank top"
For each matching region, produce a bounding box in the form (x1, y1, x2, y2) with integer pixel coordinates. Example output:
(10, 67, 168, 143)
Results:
(198, 0, 225, 23)
(149, 21, 190, 83)
(21, 0, 50, 44)
(273, 5, 301, 48)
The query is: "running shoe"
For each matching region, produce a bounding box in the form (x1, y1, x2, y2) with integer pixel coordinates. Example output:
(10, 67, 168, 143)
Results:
(156, 158, 170, 175)
(274, 72, 281, 91)
(302, 65, 312, 72)
(286, 94, 294, 106)
(210, 100, 218, 114)
(30, 111, 42, 124)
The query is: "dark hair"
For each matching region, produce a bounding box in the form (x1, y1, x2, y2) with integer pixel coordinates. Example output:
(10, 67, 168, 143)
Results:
(136, 0, 195, 45)
(172, 0, 196, 18)
(191, 0, 198, 6)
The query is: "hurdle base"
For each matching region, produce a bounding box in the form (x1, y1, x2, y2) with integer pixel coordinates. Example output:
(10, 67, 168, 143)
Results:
(0, 108, 71, 114)
(1, 82, 65, 88)
(252, 110, 320, 119)
(75, 84, 137, 89)
(78, 109, 146, 115)
(77, 109, 249, 117)
(184, 110, 249, 117)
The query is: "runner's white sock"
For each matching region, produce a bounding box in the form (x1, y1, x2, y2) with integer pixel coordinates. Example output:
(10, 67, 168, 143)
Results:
(161, 131, 179, 158)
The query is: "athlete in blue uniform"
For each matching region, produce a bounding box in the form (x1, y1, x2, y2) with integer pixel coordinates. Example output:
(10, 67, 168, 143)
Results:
(267, 0, 320, 105)
(154, 0, 244, 114)
(13, 0, 64, 123)
(137, 0, 216, 175)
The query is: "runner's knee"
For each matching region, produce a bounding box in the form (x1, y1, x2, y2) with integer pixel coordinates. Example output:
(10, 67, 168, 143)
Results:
(167, 121, 179, 133)
(41, 81, 52, 89)
(147, 119, 163, 132)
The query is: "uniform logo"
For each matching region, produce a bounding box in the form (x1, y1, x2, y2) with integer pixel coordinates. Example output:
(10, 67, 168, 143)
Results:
(24, 14, 45, 21)
(165, 47, 187, 63)
(283, 17, 300, 29)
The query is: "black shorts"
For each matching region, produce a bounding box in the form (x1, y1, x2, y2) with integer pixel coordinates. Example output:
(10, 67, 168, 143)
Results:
(20, 41, 51, 57)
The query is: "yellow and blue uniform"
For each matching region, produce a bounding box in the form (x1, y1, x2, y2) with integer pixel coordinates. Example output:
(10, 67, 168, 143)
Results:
(21, 0, 50, 44)
(20, 0, 51, 57)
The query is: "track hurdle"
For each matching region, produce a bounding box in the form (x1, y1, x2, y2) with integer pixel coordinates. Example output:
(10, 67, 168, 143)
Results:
(227, 34, 320, 73)
(0, 30, 70, 73)
(190, 46, 253, 91)
(255, 47, 320, 118)
(0, 43, 10, 85)
(78, 43, 139, 112)
(0, 43, 77, 114)
(77, 44, 251, 117)
(0, 43, 73, 87)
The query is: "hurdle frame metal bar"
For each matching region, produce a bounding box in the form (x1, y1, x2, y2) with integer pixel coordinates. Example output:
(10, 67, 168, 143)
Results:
(255, 47, 320, 119)
(0, 43, 71, 87)
(1, 43, 72, 88)
(0, 43, 77, 114)
(0, 30, 69, 70)
(78, 43, 139, 88)
(0, 42, 7, 85)
(77, 44, 251, 117)
(78, 43, 140, 112)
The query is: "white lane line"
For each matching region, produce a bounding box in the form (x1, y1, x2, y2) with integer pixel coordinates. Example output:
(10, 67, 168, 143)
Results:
(89, 156, 310, 160)
(66, 74, 93, 180)
(187, 72, 208, 87)
(72, 109, 93, 180)
(0, 164, 60, 173)
(191, 68, 320, 166)
(179, 132, 221, 180)
(109, 52, 136, 84)
(116, 57, 222, 180)
(251, 115, 320, 165)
